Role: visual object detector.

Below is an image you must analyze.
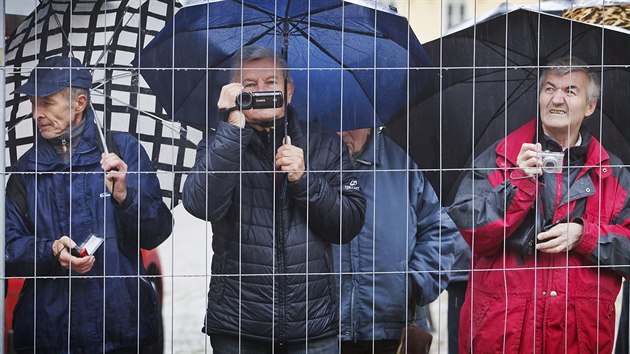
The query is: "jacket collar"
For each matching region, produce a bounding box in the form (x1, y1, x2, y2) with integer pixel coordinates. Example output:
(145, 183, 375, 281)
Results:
(248, 105, 306, 152)
(496, 118, 612, 179)
(354, 129, 381, 168)
(25, 108, 103, 171)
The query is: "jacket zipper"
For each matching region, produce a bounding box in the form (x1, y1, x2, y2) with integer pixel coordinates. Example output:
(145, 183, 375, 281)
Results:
(350, 280, 356, 342)
(276, 197, 287, 345)
(274, 142, 288, 345)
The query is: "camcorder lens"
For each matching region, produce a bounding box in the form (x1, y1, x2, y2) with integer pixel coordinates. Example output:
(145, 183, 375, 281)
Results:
(236, 92, 254, 109)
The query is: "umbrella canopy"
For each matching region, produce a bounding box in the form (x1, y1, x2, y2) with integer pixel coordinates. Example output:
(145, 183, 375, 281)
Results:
(4, 0, 200, 208)
(136, 0, 433, 132)
(385, 8, 630, 204)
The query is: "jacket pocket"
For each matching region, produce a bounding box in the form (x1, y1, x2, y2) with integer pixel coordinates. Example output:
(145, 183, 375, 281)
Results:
(574, 300, 615, 354)
(468, 295, 529, 353)
(462, 295, 491, 353)
(208, 254, 227, 303)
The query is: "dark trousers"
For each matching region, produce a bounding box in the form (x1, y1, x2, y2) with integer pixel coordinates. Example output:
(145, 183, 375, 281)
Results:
(616, 280, 629, 354)
(17, 347, 151, 354)
(340, 340, 399, 354)
(447, 280, 468, 354)
(210, 335, 338, 354)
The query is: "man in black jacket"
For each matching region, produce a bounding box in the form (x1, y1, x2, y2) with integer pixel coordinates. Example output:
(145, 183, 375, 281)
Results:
(183, 46, 366, 353)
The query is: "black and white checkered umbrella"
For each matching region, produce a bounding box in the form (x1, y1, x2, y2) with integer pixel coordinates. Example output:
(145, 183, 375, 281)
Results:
(5, 0, 202, 208)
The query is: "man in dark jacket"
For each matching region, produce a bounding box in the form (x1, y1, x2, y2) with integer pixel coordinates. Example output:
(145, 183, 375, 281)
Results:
(5, 56, 173, 353)
(182, 46, 366, 353)
(334, 127, 459, 353)
(448, 56, 630, 353)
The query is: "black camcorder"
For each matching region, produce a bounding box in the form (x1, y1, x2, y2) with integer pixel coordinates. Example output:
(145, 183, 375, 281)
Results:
(236, 91, 284, 110)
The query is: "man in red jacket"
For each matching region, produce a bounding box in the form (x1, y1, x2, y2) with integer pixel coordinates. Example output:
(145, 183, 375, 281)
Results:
(448, 56, 630, 353)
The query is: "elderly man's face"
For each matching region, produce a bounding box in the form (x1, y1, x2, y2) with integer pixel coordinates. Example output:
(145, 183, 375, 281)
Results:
(539, 71, 597, 137)
(338, 128, 371, 160)
(237, 58, 294, 124)
(30, 89, 83, 140)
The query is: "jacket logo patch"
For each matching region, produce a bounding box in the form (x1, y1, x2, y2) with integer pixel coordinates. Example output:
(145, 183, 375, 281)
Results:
(344, 179, 360, 191)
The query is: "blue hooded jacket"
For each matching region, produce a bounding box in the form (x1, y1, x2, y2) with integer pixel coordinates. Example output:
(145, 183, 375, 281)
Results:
(333, 130, 459, 342)
(5, 108, 173, 353)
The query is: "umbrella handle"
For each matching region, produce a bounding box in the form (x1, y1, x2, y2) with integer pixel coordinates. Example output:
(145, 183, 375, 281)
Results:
(89, 101, 115, 198)
(90, 101, 110, 155)
(283, 76, 288, 138)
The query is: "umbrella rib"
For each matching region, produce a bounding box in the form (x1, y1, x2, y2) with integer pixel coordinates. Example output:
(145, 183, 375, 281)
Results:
(5, 114, 31, 134)
(199, 17, 377, 39)
(239, 2, 385, 38)
(474, 70, 538, 142)
(49, 3, 74, 57)
(291, 25, 343, 63)
(202, 19, 274, 31)
(48, 1, 131, 67)
(92, 2, 140, 67)
(91, 71, 136, 91)
(91, 88, 193, 140)
(291, 24, 383, 70)
(286, 2, 383, 38)
(475, 40, 532, 67)
(239, 1, 344, 23)
(292, 17, 389, 38)
(293, 24, 382, 121)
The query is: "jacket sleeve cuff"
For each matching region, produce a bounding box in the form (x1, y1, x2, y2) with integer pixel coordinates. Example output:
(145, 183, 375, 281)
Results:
(573, 219, 598, 256)
(47, 240, 61, 269)
(215, 121, 253, 163)
(114, 187, 137, 210)
(509, 169, 538, 196)
(287, 172, 311, 198)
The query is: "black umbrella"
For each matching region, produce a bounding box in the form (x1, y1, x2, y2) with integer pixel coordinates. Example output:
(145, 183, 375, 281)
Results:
(385, 8, 630, 204)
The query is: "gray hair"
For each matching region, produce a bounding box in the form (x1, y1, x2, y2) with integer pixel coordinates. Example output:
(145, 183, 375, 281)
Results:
(60, 87, 91, 104)
(229, 46, 292, 83)
(540, 56, 600, 102)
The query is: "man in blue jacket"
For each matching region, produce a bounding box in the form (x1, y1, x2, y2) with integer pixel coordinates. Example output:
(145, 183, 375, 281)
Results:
(335, 127, 459, 353)
(182, 46, 366, 353)
(5, 56, 173, 353)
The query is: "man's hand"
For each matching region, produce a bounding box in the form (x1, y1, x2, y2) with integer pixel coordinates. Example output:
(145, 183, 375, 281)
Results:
(517, 143, 543, 177)
(101, 153, 127, 204)
(218, 83, 246, 128)
(276, 136, 305, 182)
(536, 222, 583, 253)
(52, 236, 95, 274)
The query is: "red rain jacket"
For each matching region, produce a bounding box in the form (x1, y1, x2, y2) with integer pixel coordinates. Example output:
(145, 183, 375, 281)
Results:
(448, 119, 630, 353)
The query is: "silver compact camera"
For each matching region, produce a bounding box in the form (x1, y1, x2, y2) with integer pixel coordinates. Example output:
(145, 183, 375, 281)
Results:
(539, 150, 564, 174)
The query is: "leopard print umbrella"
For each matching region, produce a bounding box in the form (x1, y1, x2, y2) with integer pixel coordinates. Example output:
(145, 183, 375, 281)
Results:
(562, 4, 630, 31)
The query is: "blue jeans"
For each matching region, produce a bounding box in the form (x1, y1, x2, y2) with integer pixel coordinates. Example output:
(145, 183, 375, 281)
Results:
(210, 334, 339, 354)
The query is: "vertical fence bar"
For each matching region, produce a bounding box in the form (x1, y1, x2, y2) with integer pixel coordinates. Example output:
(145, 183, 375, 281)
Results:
(1, 0, 7, 349)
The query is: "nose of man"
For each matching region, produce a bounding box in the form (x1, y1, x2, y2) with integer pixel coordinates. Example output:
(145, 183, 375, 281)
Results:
(33, 104, 46, 121)
(550, 90, 567, 105)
